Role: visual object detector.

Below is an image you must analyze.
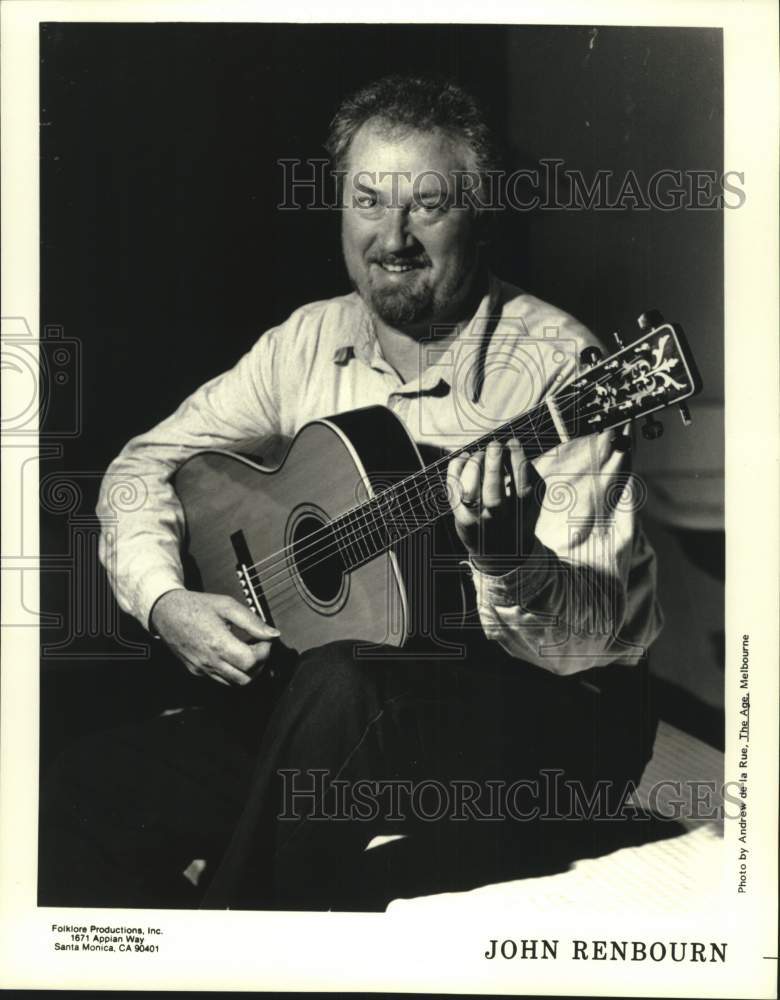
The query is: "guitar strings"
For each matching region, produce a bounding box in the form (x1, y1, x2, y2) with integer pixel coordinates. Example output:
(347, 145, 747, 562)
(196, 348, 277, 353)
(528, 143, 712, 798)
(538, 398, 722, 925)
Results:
(242, 362, 648, 602)
(240, 361, 651, 607)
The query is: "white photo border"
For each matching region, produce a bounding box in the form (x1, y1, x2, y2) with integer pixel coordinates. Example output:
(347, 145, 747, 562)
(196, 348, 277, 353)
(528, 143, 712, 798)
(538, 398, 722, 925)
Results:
(1, 0, 777, 994)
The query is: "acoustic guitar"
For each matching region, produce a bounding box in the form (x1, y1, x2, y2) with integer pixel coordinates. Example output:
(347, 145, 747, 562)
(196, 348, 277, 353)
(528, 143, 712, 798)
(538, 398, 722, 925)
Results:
(173, 311, 701, 655)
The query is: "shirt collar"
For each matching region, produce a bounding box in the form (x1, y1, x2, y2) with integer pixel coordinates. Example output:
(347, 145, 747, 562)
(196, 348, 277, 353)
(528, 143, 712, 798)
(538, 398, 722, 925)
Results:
(331, 300, 381, 367)
(331, 274, 504, 397)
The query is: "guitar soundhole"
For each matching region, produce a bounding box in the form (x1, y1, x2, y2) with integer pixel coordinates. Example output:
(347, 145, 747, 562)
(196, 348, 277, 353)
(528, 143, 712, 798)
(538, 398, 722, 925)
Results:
(290, 511, 347, 609)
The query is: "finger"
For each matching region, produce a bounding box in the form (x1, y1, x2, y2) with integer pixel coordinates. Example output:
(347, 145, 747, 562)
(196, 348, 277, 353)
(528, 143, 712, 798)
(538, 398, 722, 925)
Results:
(246, 640, 273, 668)
(182, 657, 235, 687)
(446, 454, 470, 511)
(217, 633, 262, 672)
(217, 598, 281, 640)
(213, 659, 253, 686)
(482, 441, 504, 510)
(460, 451, 484, 510)
(507, 438, 533, 499)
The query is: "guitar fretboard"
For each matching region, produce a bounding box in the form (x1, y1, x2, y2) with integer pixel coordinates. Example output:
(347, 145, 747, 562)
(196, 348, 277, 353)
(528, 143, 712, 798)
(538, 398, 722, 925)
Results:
(329, 398, 563, 570)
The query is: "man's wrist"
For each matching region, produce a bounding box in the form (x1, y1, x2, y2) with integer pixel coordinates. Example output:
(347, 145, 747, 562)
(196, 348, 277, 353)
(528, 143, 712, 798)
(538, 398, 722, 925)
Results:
(468, 535, 536, 577)
(148, 587, 187, 637)
(469, 555, 520, 577)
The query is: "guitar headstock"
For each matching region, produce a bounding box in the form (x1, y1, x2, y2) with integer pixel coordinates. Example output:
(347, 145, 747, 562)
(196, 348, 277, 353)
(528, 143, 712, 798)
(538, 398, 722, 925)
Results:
(557, 314, 702, 439)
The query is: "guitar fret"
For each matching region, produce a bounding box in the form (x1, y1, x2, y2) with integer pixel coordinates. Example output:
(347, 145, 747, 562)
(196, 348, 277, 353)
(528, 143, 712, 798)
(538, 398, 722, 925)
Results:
(340, 514, 371, 569)
(510, 404, 550, 459)
(410, 480, 427, 526)
(351, 514, 371, 562)
(364, 502, 387, 554)
(371, 493, 396, 549)
(341, 493, 403, 567)
(391, 490, 411, 539)
(332, 517, 359, 569)
(380, 491, 405, 544)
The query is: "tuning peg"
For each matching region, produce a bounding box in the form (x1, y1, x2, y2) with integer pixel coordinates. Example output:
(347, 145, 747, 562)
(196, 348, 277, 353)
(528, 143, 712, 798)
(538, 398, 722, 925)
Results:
(641, 415, 664, 440)
(611, 331, 625, 350)
(580, 346, 603, 366)
(678, 403, 692, 426)
(637, 310, 665, 332)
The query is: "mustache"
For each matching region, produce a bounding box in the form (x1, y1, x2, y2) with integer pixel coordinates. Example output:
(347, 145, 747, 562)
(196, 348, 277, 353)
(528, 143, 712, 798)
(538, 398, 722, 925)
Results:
(369, 250, 432, 267)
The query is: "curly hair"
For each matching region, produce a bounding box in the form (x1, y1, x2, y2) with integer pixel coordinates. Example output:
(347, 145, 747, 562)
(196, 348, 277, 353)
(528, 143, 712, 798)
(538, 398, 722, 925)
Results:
(325, 74, 504, 187)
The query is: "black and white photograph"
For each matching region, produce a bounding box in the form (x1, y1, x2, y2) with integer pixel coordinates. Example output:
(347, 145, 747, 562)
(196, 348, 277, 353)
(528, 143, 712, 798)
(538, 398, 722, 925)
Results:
(1, 1, 777, 994)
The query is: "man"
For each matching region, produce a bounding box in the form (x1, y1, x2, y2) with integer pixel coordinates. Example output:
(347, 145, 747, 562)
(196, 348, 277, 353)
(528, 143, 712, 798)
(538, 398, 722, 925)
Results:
(41, 75, 661, 910)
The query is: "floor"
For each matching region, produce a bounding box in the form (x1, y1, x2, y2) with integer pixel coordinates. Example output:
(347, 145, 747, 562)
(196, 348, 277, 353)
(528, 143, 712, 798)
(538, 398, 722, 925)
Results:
(384, 720, 725, 916)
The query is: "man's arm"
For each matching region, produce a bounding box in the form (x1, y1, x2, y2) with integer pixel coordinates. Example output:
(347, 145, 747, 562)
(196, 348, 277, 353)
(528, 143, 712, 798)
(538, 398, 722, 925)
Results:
(449, 431, 663, 674)
(97, 325, 288, 684)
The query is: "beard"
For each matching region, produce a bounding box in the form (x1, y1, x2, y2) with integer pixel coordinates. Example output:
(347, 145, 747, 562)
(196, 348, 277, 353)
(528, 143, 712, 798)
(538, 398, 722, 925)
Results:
(365, 271, 436, 326)
(348, 250, 479, 330)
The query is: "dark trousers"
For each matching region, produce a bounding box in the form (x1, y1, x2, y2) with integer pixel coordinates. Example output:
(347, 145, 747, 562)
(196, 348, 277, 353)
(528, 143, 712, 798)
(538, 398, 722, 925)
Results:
(39, 640, 657, 911)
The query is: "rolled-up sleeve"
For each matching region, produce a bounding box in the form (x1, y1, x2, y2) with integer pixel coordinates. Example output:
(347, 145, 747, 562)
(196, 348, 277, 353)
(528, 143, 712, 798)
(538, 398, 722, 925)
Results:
(96, 326, 285, 630)
(468, 430, 663, 674)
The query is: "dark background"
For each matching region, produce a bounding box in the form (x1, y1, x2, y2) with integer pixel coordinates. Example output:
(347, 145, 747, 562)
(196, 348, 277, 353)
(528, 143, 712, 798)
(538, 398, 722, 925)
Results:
(39, 23, 725, 763)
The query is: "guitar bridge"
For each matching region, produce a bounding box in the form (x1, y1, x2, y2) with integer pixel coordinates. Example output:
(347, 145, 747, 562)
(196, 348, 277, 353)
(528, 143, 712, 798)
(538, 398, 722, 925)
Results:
(236, 564, 265, 621)
(231, 529, 273, 626)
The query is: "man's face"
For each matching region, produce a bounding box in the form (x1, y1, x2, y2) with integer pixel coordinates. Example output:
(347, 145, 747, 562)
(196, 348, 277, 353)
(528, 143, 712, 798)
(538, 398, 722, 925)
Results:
(340, 122, 483, 332)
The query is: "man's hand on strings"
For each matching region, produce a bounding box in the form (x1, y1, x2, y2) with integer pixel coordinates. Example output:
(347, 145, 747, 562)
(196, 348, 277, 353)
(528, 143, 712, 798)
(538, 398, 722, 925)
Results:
(447, 439, 540, 575)
(150, 589, 280, 686)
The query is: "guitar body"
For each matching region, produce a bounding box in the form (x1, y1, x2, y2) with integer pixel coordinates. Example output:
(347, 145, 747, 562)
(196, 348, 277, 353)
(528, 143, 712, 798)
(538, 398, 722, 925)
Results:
(174, 406, 466, 656)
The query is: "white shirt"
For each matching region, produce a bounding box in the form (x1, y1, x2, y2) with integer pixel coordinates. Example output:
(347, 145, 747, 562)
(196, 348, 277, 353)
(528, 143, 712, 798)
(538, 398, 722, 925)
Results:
(96, 275, 663, 674)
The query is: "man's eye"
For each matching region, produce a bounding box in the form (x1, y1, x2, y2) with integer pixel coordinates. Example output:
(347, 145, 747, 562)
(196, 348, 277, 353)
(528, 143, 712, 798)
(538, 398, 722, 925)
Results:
(355, 194, 378, 209)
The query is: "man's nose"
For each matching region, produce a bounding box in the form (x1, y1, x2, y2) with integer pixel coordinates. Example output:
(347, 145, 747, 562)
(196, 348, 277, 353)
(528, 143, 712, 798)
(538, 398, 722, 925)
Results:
(379, 208, 414, 254)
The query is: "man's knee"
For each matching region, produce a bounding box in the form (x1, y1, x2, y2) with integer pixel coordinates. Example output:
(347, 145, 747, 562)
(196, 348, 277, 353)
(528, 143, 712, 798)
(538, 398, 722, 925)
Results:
(289, 640, 395, 702)
(273, 641, 421, 751)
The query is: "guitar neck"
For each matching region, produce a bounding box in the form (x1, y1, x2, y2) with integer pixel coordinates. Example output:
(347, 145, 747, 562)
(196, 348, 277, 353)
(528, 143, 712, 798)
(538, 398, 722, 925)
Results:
(328, 317, 701, 571)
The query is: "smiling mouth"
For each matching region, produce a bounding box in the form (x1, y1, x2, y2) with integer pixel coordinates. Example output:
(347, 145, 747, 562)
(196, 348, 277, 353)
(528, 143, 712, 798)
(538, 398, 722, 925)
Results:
(374, 260, 428, 274)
